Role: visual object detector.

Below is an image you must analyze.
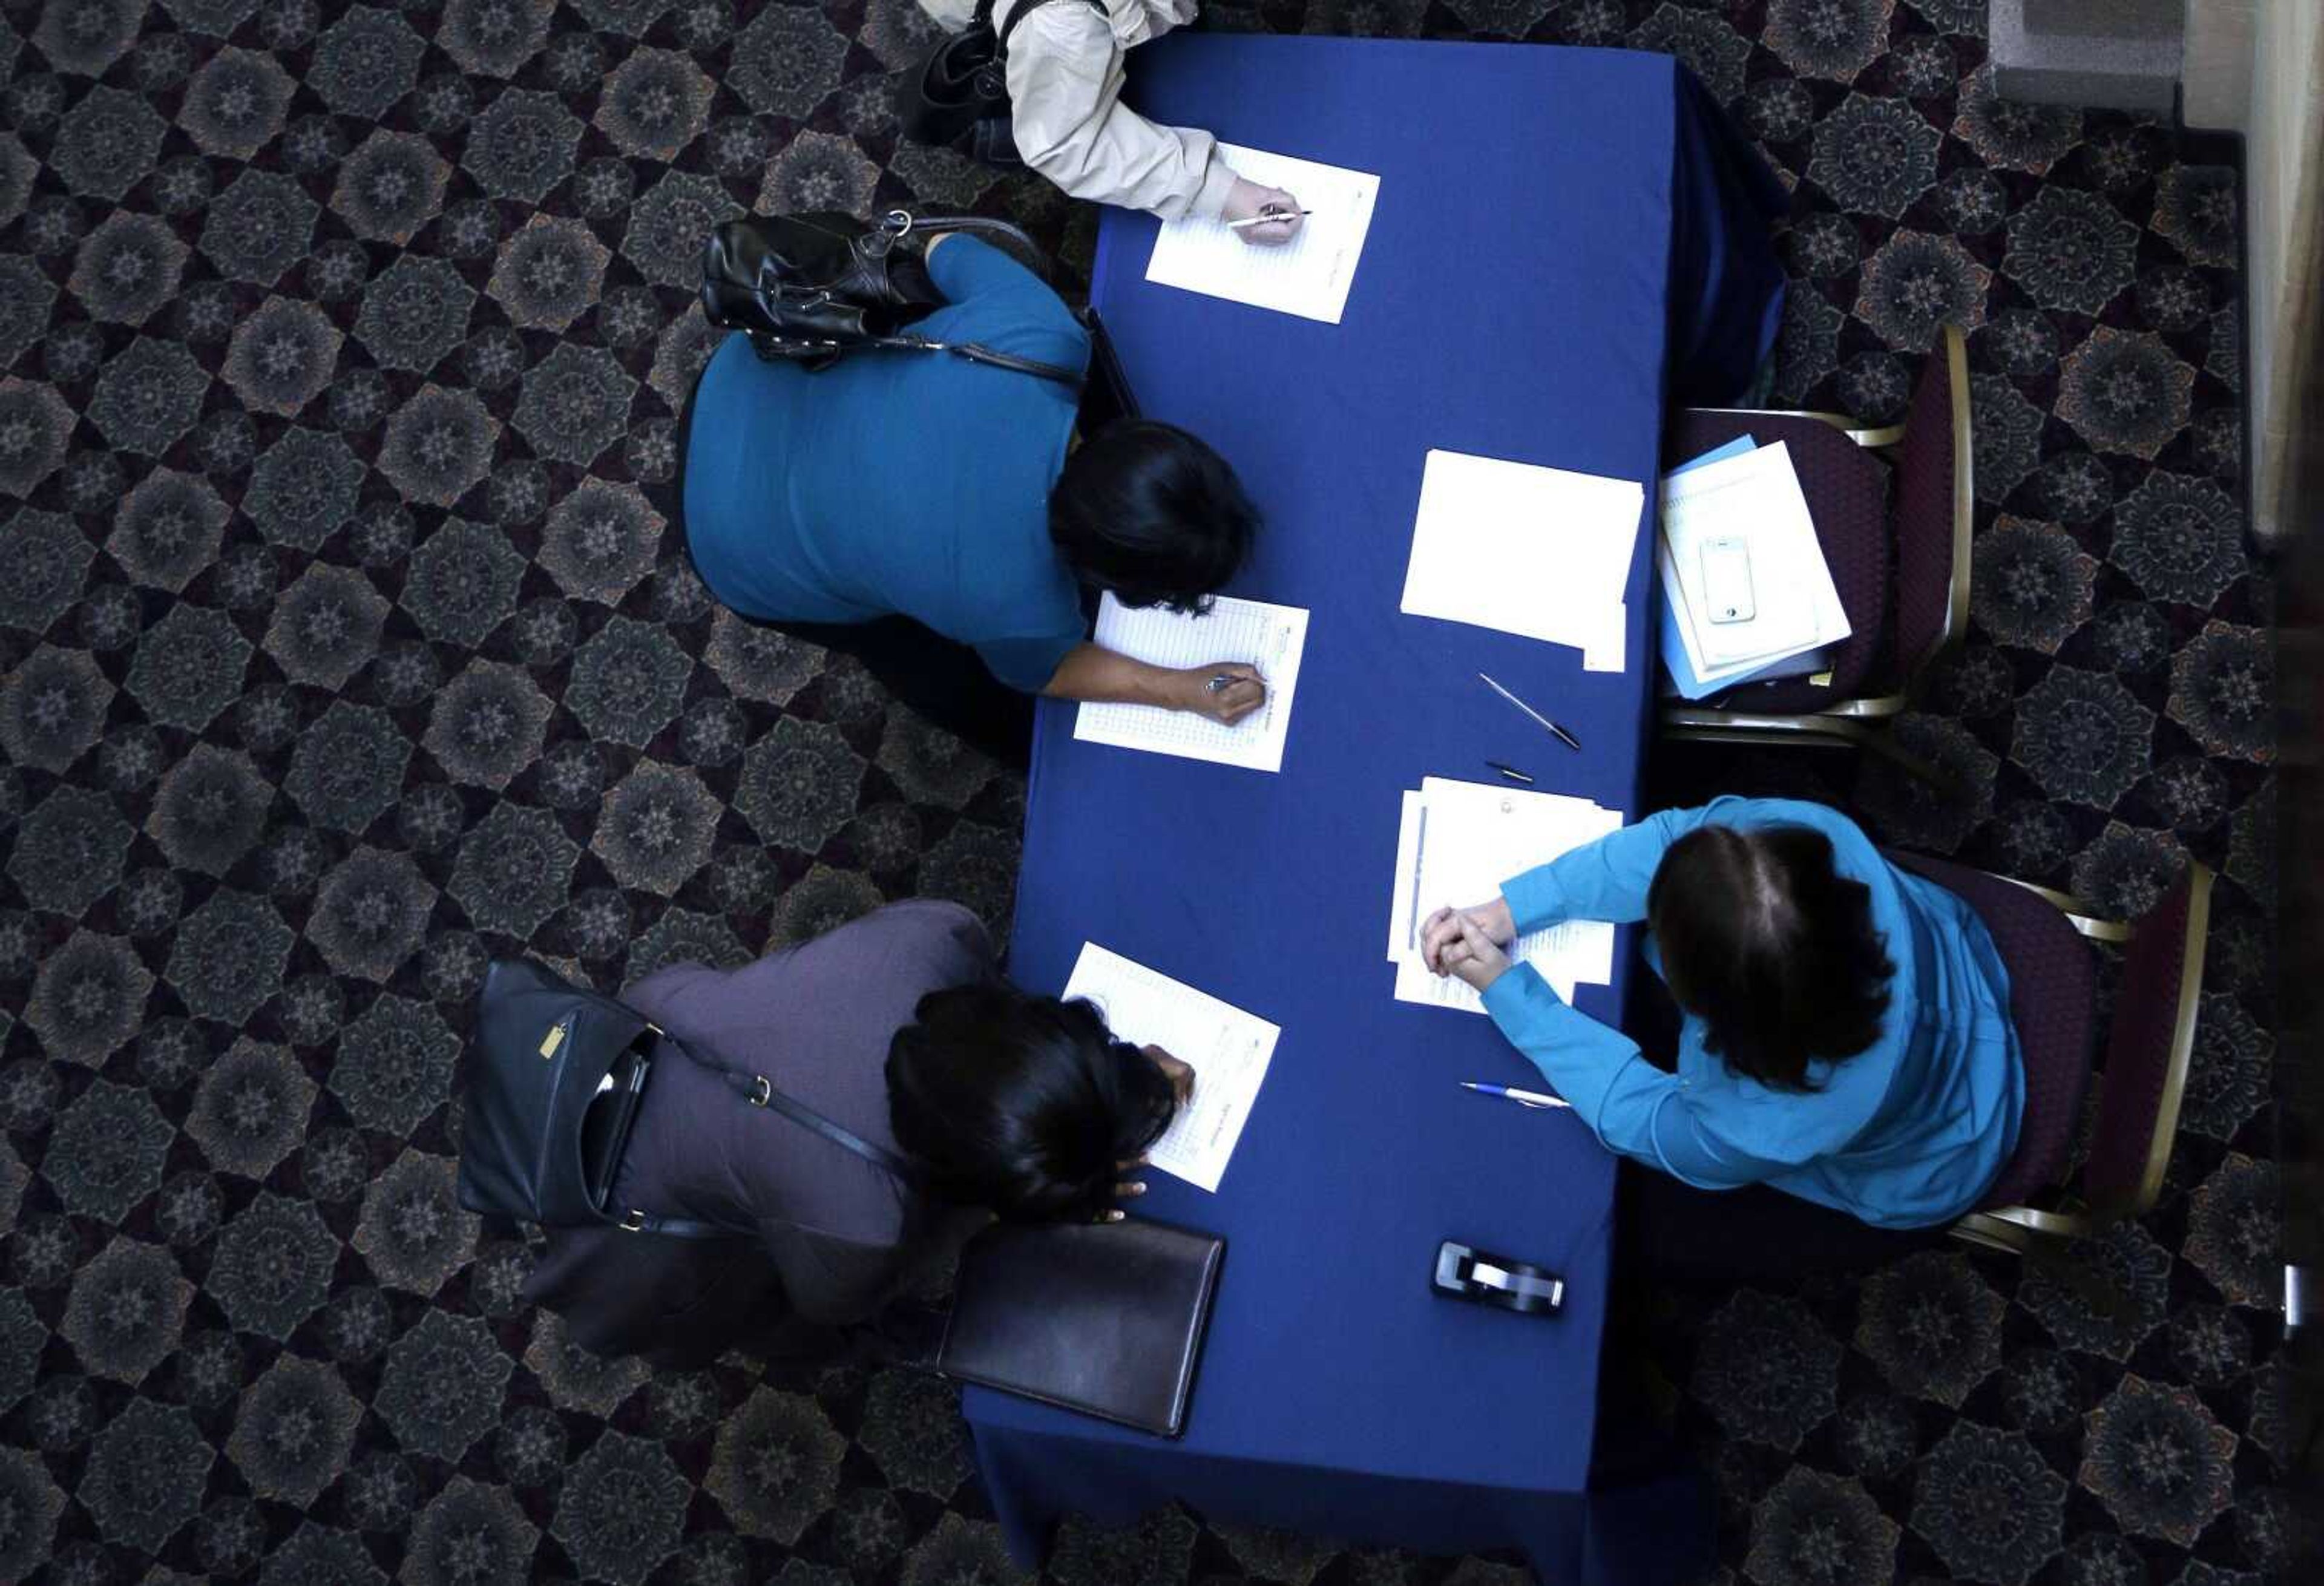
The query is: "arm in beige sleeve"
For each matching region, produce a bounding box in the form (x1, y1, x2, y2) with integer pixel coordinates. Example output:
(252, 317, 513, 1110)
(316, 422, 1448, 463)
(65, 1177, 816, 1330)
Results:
(1003, 4, 1239, 221)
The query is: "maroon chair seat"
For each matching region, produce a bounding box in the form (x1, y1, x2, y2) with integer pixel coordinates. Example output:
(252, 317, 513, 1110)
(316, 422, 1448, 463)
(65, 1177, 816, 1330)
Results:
(1661, 411, 1892, 711)
(1886, 850, 2097, 1213)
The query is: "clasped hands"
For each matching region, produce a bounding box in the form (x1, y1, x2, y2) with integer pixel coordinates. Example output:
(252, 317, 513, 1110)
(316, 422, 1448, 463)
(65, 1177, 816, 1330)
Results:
(1420, 896, 1517, 993)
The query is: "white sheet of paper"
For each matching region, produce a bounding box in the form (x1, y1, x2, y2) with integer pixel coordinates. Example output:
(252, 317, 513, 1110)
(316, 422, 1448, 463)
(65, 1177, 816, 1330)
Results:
(1581, 605, 1628, 673)
(1060, 943, 1279, 1193)
(1401, 450, 1644, 657)
(1391, 942, 1582, 1017)
(1658, 442, 1850, 678)
(1143, 145, 1380, 324)
(1410, 778, 1623, 924)
(1384, 781, 1621, 1015)
(1387, 790, 1424, 960)
(1074, 594, 1311, 773)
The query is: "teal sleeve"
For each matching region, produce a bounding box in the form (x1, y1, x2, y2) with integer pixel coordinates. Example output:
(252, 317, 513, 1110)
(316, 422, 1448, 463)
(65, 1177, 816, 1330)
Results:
(1479, 963, 1785, 1190)
(924, 237, 1091, 373)
(1498, 799, 1741, 934)
(973, 629, 1082, 694)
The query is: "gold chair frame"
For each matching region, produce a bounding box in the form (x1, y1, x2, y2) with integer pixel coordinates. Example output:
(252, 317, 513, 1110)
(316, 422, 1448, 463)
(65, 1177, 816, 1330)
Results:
(1947, 860, 2214, 1259)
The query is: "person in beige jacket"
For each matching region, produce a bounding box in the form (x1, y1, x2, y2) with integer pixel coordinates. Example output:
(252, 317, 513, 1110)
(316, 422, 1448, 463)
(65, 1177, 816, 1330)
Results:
(916, 0, 1304, 244)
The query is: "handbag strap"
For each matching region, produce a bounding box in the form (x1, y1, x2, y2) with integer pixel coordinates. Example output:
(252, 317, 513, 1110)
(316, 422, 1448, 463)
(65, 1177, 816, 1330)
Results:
(873, 330, 1085, 387)
(662, 1032, 930, 1191)
(868, 209, 1051, 280)
(993, 0, 1106, 55)
(617, 1208, 736, 1239)
(858, 209, 1083, 386)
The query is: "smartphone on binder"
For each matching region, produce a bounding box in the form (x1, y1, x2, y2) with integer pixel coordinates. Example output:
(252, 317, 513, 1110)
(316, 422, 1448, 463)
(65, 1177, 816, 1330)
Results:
(1699, 536, 1756, 625)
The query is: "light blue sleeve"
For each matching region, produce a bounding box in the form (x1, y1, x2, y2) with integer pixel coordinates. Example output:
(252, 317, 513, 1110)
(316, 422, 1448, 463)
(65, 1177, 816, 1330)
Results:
(1479, 962, 1787, 1191)
(1498, 798, 1748, 933)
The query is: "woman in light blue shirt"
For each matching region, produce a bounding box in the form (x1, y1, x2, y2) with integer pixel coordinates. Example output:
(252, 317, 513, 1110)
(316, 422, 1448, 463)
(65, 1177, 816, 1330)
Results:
(1423, 798, 2023, 1245)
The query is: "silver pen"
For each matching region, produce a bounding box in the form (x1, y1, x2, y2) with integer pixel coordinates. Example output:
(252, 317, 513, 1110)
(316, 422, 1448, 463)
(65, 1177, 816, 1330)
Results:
(1226, 209, 1313, 229)
(1477, 672, 1582, 752)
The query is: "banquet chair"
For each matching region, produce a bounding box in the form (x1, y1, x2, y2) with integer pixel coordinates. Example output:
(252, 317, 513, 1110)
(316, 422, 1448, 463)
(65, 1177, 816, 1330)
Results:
(1660, 324, 1974, 791)
(1883, 848, 2214, 1260)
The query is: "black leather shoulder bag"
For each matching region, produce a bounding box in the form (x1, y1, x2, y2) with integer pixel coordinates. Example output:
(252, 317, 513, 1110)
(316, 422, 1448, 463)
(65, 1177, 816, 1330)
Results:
(456, 956, 919, 1241)
(894, 0, 1108, 166)
(700, 208, 1087, 384)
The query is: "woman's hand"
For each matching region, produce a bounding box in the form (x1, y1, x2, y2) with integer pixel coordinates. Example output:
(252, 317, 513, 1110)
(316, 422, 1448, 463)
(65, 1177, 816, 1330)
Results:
(1144, 1044, 1196, 1109)
(1103, 1156, 1147, 1222)
(1169, 663, 1265, 726)
(1098, 1047, 1193, 1222)
(1420, 897, 1516, 972)
(1434, 909, 1512, 994)
(1223, 178, 1304, 246)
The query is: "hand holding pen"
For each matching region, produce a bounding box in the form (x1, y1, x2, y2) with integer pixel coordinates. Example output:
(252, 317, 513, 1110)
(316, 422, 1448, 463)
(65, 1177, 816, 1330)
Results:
(1226, 207, 1314, 230)
(1222, 177, 1305, 246)
(1182, 663, 1266, 726)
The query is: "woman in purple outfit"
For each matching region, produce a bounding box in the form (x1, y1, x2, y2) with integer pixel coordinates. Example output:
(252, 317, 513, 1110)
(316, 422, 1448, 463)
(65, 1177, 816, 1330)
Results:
(525, 899, 1193, 1368)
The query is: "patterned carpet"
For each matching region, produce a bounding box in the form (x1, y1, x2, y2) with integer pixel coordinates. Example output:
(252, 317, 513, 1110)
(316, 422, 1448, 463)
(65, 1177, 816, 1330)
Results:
(0, 0, 2288, 1582)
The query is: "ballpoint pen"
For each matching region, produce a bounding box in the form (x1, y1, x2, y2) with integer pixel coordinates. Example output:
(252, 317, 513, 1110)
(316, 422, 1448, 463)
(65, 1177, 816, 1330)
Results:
(1225, 209, 1314, 229)
(1486, 760, 1534, 785)
(1460, 1081, 1572, 1110)
(1477, 672, 1582, 752)
(1205, 674, 1240, 692)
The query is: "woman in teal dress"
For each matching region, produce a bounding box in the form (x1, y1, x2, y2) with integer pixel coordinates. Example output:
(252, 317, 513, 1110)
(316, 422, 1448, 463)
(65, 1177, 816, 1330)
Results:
(1423, 798, 2023, 1266)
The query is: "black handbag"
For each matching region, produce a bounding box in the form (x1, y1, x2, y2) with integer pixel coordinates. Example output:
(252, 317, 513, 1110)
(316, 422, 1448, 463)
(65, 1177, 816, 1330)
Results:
(456, 957, 921, 1240)
(699, 208, 1086, 384)
(894, 0, 1106, 166)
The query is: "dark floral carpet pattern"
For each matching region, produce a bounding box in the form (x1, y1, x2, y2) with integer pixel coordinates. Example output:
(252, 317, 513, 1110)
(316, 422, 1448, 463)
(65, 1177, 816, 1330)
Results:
(0, 0, 2288, 1582)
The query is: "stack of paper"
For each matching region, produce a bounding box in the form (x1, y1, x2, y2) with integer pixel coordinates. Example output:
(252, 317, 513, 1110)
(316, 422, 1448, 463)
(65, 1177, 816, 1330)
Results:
(1400, 449, 1643, 673)
(1656, 440, 1849, 698)
(1144, 144, 1380, 325)
(1074, 593, 1311, 774)
(1060, 943, 1280, 1193)
(1384, 778, 1624, 1015)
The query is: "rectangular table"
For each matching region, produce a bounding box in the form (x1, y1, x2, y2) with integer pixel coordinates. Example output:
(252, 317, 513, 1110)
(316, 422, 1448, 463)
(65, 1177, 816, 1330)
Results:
(975, 35, 1784, 1583)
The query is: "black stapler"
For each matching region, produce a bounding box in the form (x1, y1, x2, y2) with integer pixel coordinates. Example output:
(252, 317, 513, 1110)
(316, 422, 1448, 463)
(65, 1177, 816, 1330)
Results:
(1433, 1240, 1564, 1316)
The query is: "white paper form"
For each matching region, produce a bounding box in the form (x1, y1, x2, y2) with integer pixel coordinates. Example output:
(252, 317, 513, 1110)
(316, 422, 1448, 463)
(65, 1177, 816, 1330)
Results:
(1580, 604, 1629, 674)
(1384, 782, 1622, 1016)
(1060, 943, 1280, 1193)
(1143, 144, 1380, 324)
(1074, 593, 1310, 773)
(1657, 441, 1850, 681)
(1401, 450, 1644, 662)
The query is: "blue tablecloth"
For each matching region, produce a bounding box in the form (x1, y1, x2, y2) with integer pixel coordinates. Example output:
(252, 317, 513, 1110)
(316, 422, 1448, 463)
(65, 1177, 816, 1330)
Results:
(976, 36, 1784, 1582)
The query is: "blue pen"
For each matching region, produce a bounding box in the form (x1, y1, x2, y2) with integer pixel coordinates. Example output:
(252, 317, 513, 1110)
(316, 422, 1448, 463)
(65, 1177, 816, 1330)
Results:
(1460, 1081, 1572, 1110)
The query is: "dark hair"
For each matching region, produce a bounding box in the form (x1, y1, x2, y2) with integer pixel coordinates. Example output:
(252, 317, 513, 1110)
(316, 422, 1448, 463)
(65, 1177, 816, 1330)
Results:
(1048, 419, 1258, 614)
(886, 983, 1178, 1222)
(1645, 824, 1895, 1091)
